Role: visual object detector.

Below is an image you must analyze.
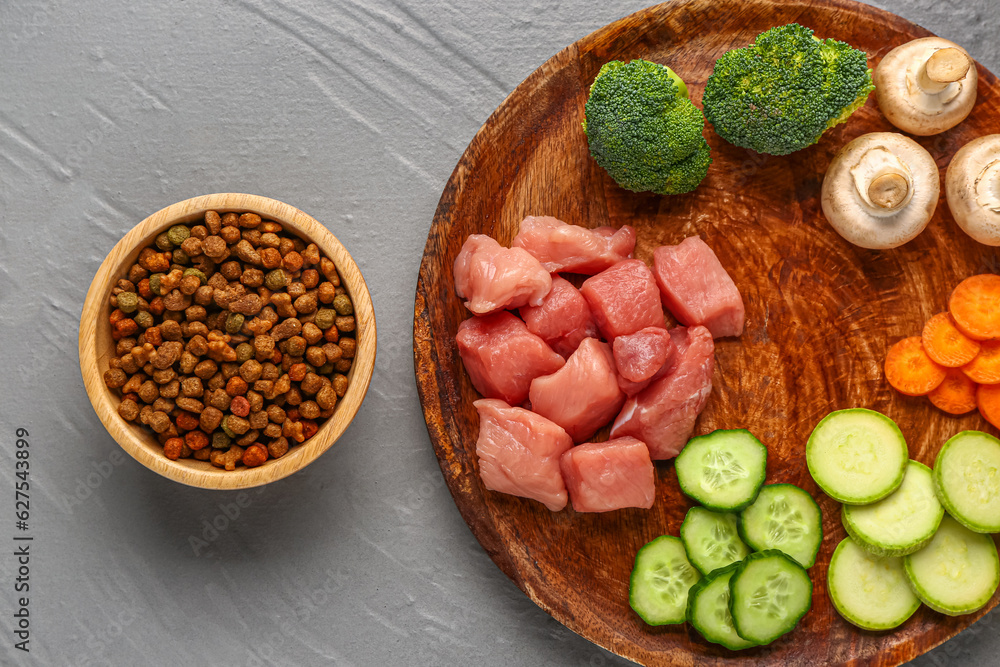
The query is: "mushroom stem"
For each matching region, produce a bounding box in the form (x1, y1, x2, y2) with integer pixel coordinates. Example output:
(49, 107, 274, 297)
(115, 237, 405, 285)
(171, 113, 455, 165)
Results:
(918, 48, 971, 94)
(975, 159, 1000, 213)
(868, 172, 910, 210)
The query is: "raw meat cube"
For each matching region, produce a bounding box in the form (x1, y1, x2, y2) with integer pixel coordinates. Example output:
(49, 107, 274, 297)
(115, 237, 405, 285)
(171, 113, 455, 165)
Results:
(474, 399, 573, 511)
(652, 236, 744, 338)
(529, 337, 625, 443)
(559, 436, 656, 512)
(613, 327, 676, 382)
(456, 312, 564, 405)
(581, 259, 665, 340)
(519, 276, 599, 358)
(511, 215, 636, 274)
(611, 326, 715, 460)
(454, 234, 552, 315)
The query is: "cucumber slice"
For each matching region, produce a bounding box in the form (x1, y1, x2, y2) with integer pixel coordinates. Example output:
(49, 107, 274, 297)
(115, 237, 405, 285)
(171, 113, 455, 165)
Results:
(728, 550, 812, 644)
(675, 429, 767, 511)
(629, 535, 702, 625)
(904, 515, 999, 616)
(933, 431, 1000, 533)
(842, 460, 944, 556)
(828, 537, 921, 630)
(806, 409, 908, 504)
(739, 484, 822, 568)
(680, 507, 751, 575)
(686, 563, 757, 650)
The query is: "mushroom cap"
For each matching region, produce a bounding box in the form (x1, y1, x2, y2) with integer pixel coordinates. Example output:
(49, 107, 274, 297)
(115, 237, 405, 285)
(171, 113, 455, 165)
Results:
(874, 37, 977, 136)
(946, 134, 1000, 246)
(821, 132, 940, 249)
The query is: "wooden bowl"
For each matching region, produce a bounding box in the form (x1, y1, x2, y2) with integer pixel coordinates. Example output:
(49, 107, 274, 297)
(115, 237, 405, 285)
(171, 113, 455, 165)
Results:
(414, 0, 1000, 665)
(80, 193, 377, 490)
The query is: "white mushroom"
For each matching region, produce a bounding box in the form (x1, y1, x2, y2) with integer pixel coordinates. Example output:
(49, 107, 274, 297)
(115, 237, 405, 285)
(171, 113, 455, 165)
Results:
(946, 134, 1000, 245)
(821, 132, 940, 249)
(874, 37, 977, 136)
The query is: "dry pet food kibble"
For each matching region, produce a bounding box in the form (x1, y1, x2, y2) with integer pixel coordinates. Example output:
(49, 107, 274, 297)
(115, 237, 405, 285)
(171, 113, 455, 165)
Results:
(103, 210, 358, 470)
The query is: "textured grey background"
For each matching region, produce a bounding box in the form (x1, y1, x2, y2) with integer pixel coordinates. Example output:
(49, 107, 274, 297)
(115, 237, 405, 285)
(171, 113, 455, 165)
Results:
(0, 0, 997, 665)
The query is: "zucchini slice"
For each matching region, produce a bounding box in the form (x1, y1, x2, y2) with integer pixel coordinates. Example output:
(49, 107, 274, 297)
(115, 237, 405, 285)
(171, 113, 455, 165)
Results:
(842, 460, 943, 556)
(828, 537, 921, 630)
(904, 515, 999, 616)
(806, 408, 908, 504)
(933, 431, 1000, 533)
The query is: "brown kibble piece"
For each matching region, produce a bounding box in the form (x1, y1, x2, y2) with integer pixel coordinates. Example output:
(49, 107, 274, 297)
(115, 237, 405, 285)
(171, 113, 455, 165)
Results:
(283, 419, 305, 443)
(234, 239, 262, 265)
(138, 380, 159, 404)
(301, 372, 324, 395)
(185, 430, 209, 451)
(248, 410, 269, 430)
(160, 319, 183, 341)
(200, 406, 224, 432)
(316, 385, 337, 410)
(211, 445, 245, 471)
(104, 368, 128, 389)
(333, 374, 349, 397)
(305, 346, 326, 367)
(150, 341, 183, 369)
(176, 397, 204, 414)
(270, 318, 302, 341)
(229, 293, 263, 316)
(220, 225, 242, 244)
(238, 212, 261, 228)
(226, 415, 251, 435)
(148, 411, 172, 434)
(226, 376, 249, 396)
(180, 236, 203, 257)
(118, 399, 140, 421)
(293, 293, 318, 315)
(268, 437, 290, 459)
(339, 338, 356, 359)
(205, 211, 222, 234)
(298, 401, 321, 420)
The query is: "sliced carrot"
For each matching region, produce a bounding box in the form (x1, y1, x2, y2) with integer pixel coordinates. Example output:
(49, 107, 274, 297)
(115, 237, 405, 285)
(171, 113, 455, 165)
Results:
(922, 312, 981, 367)
(962, 339, 1000, 384)
(928, 367, 978, 414)
(948, 274, 1000, 341)
(885, 336, 947, 396)
(978, 383, 1000, 429)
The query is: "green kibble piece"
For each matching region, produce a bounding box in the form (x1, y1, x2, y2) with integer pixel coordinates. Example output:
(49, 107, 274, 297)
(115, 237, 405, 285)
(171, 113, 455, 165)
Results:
(225, 313, 245, 334)
(236, 342, 254, 363)
(149, 273, 164, 296)
(172, 249, 190, 265)
(333, 294, 353, 316)
(134, 311, 154, 329)
(264, 269, 288, 290)
(117, 292, 139, 313)
(166, 225, 191, 246)
(220, 416, 236, 439)
(155, 232, 174, 251)
(212, 432, 232, 449)
(318, 362, 335, 375)
(314, 308, 336, 330)
(183, 268, 208, 285)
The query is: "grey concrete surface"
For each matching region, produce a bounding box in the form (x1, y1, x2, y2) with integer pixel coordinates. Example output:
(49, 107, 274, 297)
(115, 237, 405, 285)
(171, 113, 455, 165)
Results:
(0, 0, 996, 665)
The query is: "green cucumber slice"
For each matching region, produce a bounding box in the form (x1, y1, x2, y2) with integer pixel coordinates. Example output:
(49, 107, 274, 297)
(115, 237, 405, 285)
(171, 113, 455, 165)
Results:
(686, 563, 757, 650)
(806, 409, 908, 504)
(728, 550, 812, 644)
(739, 484, 823, 568)
(827, 537, 921, 631)
(842, 460, 944, 556)
(680, 507, 751, 576)
(904, 515, 999, 616)
(675, 429, 767, 512)
(629, 535, 702, 625)
(933, 431, 1000, 533)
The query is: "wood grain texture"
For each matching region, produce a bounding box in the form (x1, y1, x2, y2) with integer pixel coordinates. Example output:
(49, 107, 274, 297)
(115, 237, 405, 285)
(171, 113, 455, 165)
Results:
(80, 193, 377, 490)
(413, 0, 1000, 665)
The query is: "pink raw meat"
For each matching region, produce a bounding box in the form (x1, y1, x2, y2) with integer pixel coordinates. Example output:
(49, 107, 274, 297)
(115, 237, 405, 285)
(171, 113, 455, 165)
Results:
(610, 326, 715, 460)
(456, 312, 564, 405)
(581, 259, 665, 340)
(474, 399, 573, 511)
(652, 236, 745, 338)
(528, 337, 625, 443)
(613, 327, 675, 382)
(559, 436, 655, 512)
(511, 215, 636, 274)
(454, 234, 552, 315)
(519, 276, 599, 358)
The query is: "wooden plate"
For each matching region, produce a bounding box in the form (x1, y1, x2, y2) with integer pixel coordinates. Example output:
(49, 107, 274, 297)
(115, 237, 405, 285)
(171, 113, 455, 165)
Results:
(413, 1, 1000, 664)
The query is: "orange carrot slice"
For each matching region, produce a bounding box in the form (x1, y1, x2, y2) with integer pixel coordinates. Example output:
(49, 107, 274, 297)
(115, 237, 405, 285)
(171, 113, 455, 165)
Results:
(962, 340, 1000, 384)
(928, 368, 978, 414)
(922, 312, 981, 367)
(979, 383, 1000, 429)
(885, 337, 947, 396)
(949, 274, 1000, 341)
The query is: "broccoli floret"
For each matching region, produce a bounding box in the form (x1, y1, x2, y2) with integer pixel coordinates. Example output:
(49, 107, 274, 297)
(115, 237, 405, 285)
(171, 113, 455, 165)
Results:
(702, 24, 874, 156)
(583, 59, 711, 195)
